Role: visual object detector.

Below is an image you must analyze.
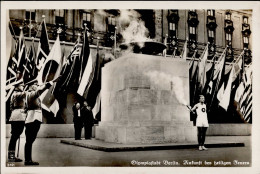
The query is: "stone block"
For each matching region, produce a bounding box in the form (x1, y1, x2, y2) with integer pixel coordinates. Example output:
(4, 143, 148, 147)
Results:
(127, 104, 152, 121)
(127, 89, 158, 105)
(164, 126, 178, 143)
(97, 54, 195, 144)
(153, 105, 172, 121)
(126, 127, 142, 143)
(101, 105, 114, 122)
(95, 126, 105, 140)
(124, 76, 150, 89)
(114, 105, 128, 121)
(158, 90, 173, 105)
(117, 127, 127, 143)
(103, 126, 119, 143)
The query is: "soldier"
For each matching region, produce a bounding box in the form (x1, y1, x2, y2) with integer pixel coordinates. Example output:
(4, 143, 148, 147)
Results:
(8, 82, 26, 162)
(24, 81, 53, 165)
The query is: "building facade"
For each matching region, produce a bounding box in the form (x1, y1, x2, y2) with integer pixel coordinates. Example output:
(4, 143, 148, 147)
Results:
(9, 9, 252, 63)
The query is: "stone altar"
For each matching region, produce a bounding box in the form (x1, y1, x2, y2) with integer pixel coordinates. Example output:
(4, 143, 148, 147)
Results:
(95, 53, 197, 144)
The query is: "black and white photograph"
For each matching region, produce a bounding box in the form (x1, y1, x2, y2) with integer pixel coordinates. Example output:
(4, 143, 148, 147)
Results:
(1, 1, 260, 174)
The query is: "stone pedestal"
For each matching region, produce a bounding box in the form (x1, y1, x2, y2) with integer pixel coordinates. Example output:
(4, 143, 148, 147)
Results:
(96, 53, 197, 144)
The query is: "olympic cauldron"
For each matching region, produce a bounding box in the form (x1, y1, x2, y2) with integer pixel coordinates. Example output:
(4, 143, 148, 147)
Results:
(95, 41, 196, 144)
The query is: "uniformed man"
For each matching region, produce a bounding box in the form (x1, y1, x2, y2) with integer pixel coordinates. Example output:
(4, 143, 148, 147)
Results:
(81, 101, 94, 140)
(24, 81, 53, 165)
(8, 82, 26, 162)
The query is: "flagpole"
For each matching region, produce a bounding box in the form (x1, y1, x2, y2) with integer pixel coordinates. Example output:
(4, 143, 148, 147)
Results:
(29, 10, 32, 38)
(114, 27, 117, 56)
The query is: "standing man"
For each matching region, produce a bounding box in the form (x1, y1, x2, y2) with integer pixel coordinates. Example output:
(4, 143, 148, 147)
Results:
(24, 81, 53, 165)
(81, 101, 94, 140)
(8, 82, 26, 162)
(72, 102, 83, 140)
(190, 95, 209, 151)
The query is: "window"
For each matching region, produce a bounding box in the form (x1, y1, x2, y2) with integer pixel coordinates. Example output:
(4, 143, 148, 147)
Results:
(225, 12, 231, 20)
(226, 33, 232, 41)
(207, 10, 215, 16)
(108, 16, 116, 26)
(243, 16, 248, 24)
(169, 22, 176, 31)
(83, 13, 91, 22)
(208, 30, 214, 38)
(25, 10, 36, 21)
(107, 16, 116, 33)
(243, 36, 249, 44)
(189, 27, 196, 35)
(55, 9, 65, 25)
(82, 12, 91, 30)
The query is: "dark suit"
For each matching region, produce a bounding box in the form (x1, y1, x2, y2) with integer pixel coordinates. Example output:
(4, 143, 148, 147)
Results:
(72, 104, 83, 139)
(81, 105, 94, 139)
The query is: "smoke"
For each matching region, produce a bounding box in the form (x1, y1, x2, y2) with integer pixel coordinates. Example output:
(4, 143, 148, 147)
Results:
(121, 20, 149, 46)
(94, 9, 151, 48)
(118, 10, 151, 47)
(145, 71, 188, 105)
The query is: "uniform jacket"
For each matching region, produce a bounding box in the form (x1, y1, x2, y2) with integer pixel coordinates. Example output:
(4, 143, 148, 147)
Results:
(9, 90, 26, 121)
(25, 84, 50, 124)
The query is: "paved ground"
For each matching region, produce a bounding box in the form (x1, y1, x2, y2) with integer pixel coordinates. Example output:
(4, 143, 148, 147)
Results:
(4, 136, 252, 168)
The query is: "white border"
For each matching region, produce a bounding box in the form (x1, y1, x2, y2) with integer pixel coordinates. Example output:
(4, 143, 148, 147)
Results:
(1, 1, 260, 174)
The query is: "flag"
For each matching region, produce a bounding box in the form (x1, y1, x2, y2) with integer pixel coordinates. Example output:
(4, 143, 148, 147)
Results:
(204, 55, 216, 95)
(6, 27, 26, 86)
(6, 12, 13, 66)
(189, 50, 197, 70)
(39, 35, 62, 115)
(77, 40, 101, 108)
(23, 43, 37, 83)
(217, 67, 234, 111)
(79, 30, 91, 83)
(242, 87, 252, 122)
(53, 35, 81, 107)
(197, 44, 208, 92)
(233, 64, 252, 123)
(207, 48, 227, 109)
(6, 37, 18, 85)
(36, 19, 50, 72)
(92, 91, 101, 120)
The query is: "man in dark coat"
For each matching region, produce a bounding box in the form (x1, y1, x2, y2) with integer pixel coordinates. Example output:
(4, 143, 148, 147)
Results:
(72, 102, 83, 140)
(8, 83, 26, 162)
(81, 101, 94, 139)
